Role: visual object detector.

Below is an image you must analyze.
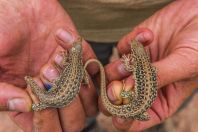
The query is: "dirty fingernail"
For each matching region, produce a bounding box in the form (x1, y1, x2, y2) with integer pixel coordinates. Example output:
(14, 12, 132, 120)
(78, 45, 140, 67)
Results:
(107, 81, 123, 104)
(136, 32, 151, 43)
(56, 28, 74, 43)
(118, 63, 129, 76)
(55, 54, 63, 65)
(43, 83, 53, 91)
(43, 66, 59, 81)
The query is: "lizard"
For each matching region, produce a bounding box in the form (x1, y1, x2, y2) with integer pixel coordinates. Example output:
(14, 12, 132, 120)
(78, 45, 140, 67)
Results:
(24, 38, 88, 111)
(84, 40, 158, 121)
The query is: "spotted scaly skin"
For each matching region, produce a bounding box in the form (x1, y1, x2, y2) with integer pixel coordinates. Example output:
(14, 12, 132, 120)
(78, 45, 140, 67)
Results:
(85, 40, 157, 121)
(25, 39, 85, 111)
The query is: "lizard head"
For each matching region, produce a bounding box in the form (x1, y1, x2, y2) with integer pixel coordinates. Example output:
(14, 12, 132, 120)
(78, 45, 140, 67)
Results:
(73, 42, 82, 52)
(70, 38, 82, 53)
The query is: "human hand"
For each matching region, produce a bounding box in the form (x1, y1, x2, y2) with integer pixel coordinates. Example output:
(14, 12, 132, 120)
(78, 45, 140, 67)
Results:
(101, 0, 198, 131)
(0, 0, 97, 131)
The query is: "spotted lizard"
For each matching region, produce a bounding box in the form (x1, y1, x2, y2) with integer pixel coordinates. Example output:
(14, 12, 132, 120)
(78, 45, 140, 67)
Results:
(25, 38, 87, 111)
(84, 40, 157, 121)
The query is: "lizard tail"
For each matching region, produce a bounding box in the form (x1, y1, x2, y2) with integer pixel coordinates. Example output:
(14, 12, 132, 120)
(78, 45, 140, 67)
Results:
(84, 59, 118, 110)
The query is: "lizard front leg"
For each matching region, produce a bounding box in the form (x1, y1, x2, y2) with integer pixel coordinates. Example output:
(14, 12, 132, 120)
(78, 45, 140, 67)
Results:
(121, 54, 134, 72)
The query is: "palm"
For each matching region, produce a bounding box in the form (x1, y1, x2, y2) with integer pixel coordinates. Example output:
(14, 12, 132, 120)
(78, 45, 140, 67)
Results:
(0, 0, 76, 87)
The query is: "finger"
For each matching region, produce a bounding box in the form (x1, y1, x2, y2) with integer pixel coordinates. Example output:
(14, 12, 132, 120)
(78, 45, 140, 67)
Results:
(80, 80, 98, 117)
(99, 80, 122, 116)
(40, 58, 86, 131)
(27, 78, 62, 132)
(10, 78, 62, 132)
(100, 77, 135, 115)
(10, 110, 62, 132)
(117, 28, 154, 55)
(0, 82, 31, 112)
(53, 52, 98, 117)
(59, 96, 86, 132)
(112, 117, 133, 131)
(9, 112, 33, 132)
(55, 28, 98, 75)
(40, 64, 59, 90)
(105, 59, 130, 82)
(33, 110, 62, 131)
(153, 50, 198, 88)
(39, 45, 68, 90)
(54, 50, 68, 70)
(106, 29, 153, 82)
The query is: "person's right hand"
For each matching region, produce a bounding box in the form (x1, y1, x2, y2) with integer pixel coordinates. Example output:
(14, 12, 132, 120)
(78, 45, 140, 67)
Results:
(0, 0, 98, 131)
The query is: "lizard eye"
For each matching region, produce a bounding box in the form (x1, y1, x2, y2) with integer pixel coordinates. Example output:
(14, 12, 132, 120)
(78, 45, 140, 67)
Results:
(70, 44, 82, 53)
(71, 47, 76, 52)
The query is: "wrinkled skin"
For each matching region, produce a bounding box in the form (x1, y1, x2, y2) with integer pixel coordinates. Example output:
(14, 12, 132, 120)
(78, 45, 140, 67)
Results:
(102, 0, 198, 131)
(0, 0, 98, 131)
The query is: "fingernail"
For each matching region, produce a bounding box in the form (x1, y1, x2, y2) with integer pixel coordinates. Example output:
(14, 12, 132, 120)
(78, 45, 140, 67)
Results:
(43, 66, 59, 81)
(54, 54, 63, 64)
(107, 86, 117, 102)
(44, 83, 52, 91)
(135, 32, 151, 43)
(118, 63, 129, 76)
(8, 98, 30, 112)
(124, 77, 134, 91)
(107, 81, 123, 104)
(56, 29, 74, 43)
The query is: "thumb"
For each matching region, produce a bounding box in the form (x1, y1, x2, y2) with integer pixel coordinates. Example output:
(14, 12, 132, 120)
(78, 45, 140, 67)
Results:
(0, 82, 32, 112)
(100, 77, 135, 115)
(154, 49, 198, 88)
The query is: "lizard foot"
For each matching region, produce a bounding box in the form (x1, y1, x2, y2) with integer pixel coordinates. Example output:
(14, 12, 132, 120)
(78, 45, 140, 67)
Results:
(120, 80, 135, 101)
(121, 54, 134, 72)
